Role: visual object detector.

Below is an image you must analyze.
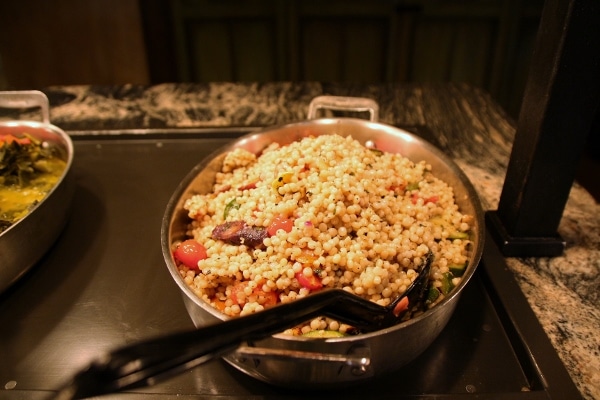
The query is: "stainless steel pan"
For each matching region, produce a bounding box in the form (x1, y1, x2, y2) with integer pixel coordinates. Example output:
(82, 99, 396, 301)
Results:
(0, 90, 74, 293)
(161, 96, 484, 388)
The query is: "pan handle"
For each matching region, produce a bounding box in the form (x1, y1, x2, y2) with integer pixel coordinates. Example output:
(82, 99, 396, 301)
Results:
(232, 344, 372, 377)
(0, 90, 50, 124)
(307, 95, 379, 122)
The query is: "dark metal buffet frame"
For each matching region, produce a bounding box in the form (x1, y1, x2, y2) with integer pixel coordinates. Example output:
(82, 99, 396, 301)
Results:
(0, 127, 582, 400)
(486, 0, 600, 257)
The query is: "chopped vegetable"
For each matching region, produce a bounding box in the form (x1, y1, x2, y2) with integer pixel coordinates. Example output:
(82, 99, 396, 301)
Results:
(296, 271, 323, 290)
(174, 239, 208, 269)
(230, 282, 248, 305)
(302, 330, 346, 338)
(411, 193, 438, 205)
(440, 272, 455, 295)
(216, 184, 231, 193)
(212, 220, 245, 242)
(272, 171, 293, 193)
(425, 195, 439, 203)
(1, 132, 66, 229)
(430, 215, 469, 240)
(0, 134, 32, 146)
(427, 286, 441, 303)
(238, 181, 258, 191)
(406, 181, 420, 191)
(212, 221, 267, 247)
(256, 289, 278, 307)
(449, 263, 467, 277)
(1, 133, 62, 186)
(223, 198, 240, 219)
(387, 184, 404, 193)
(392, 296, 410, 317)
(267, 214, 294, 236)
(230, 281, 278, 307)
(448, 231, 469, 240)
(293, 249, 318, 265)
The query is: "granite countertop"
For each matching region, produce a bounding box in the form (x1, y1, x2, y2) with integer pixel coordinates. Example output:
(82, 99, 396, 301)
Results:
(5, 82, 600, 399)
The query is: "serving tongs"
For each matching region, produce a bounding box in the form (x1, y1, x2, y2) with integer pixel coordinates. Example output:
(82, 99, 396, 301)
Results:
(53, 252, 433, 400)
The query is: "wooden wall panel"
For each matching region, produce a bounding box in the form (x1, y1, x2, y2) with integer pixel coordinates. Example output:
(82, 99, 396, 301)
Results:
(0, 0, 149, 89)
(186, 18, 278, 82)
(411, 17, 496, 86)
(0, 0, 543, 118)
(164, 0, 542, 115)
(171, 0, 286, 82)
(300, 18, 389, 82)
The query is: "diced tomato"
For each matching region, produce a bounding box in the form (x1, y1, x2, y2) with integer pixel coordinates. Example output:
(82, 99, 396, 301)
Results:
(216, 184, 232, 193)
(256, 290, 278, 307)
(173, 239, 208, 269)
(267, 214, 294, 236)
(411, 193, 419, 204)
(387, 183, 406, 193)
(393, 296, 410, 317)
(212, 298, 227, 312)
(230, 281, 249, 305)
(411, 193, 439, 204)
(425, 195, 439, 204)
(230, 281, 278, 307)
(295, 272, 323, 290)
(0, 134, 31, 145)
(238, 181, 258, 191)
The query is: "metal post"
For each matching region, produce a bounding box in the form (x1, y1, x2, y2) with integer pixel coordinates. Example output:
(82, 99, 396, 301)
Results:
(486, 0, 600, 257)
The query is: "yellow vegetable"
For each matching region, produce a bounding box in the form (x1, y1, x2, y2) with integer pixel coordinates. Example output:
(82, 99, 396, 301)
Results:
(302, 330, 346, 338)
(272, 171, 294, 193)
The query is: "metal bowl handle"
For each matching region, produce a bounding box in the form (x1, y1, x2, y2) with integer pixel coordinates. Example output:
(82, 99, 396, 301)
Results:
(307, 95, 379, 122)
(233, 344, 372, 377)
(0, 90, 50, 124)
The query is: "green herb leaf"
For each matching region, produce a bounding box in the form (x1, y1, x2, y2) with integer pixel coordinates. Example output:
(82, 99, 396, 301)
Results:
(223, 198, 240, 219)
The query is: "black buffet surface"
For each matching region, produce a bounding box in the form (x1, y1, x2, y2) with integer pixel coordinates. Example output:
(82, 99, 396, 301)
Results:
(0, 130, 580, 399)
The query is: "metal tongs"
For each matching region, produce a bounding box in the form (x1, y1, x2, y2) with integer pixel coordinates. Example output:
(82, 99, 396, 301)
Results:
(53, 252, 433, 400)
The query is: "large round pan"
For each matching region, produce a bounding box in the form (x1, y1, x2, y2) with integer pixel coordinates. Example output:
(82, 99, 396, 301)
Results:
(0, 91, 74, 293)
(162, 96, 484, 388)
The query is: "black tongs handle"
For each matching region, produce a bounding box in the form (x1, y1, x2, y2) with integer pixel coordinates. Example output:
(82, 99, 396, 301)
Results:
(53, 289, 382, 400)
(53, 253, 432, 400)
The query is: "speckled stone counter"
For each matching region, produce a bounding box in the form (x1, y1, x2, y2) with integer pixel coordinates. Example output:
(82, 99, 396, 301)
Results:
(5, 82, 599, 399)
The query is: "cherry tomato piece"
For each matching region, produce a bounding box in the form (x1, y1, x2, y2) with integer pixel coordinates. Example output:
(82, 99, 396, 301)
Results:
(212, 299, 227, 312)
(267, 215, 294, 236)
(411, 193, 420, 204)
(238, 181, 258, 191)
(295, 272, 323, 290)
(230, 281, 278, 307)
(174, 239, 207, 269)
(425, 195, 439, 204)
(255, 290, 278, 307)
(393, 296, 410, 317)
(230, 281, 249, 305)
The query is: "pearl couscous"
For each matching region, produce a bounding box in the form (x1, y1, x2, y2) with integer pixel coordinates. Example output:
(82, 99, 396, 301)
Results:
(174, 134, 473, 336)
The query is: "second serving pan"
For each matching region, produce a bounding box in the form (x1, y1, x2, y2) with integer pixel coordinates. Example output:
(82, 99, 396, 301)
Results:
(0, 90, 74, 293)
